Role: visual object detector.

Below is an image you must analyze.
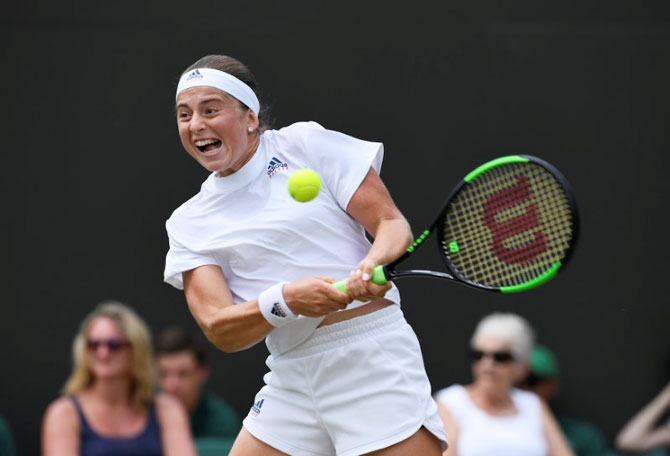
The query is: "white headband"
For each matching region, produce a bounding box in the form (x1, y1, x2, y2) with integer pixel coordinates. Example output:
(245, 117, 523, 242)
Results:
(176, 68, 260, 115)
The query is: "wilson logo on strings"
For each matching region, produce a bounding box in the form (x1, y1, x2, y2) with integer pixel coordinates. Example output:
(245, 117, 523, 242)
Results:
(483, 175, 547, 265)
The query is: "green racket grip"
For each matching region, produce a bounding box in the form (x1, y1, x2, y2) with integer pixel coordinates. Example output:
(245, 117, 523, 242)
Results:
(333, 265, 388, 293)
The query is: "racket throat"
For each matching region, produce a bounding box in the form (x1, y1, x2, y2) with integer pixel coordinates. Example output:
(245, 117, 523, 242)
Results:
(388, 269, 456, 281)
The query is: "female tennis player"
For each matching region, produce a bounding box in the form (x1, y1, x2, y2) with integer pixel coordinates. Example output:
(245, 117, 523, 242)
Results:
(164, 54, 447, 456)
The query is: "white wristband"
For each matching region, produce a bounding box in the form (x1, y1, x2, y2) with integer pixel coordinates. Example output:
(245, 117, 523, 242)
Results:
(258, 282, 296, 327)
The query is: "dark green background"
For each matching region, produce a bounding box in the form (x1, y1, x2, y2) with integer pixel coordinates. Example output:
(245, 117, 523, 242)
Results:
(2, 1, 669, 454)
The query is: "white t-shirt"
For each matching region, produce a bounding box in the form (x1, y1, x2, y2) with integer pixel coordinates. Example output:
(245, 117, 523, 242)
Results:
(435, 385, 548, 456)
(164, 121, 401, 355)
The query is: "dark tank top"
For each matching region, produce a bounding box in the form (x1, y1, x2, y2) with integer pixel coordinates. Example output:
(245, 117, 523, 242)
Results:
(70, 396, 163, 456)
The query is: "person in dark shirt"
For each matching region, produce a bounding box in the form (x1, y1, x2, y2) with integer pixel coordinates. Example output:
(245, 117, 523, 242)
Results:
(156, 326, 241, 448)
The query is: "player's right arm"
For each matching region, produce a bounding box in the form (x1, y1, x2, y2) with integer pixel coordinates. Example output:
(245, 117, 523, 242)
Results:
(183, 266, 351, 352)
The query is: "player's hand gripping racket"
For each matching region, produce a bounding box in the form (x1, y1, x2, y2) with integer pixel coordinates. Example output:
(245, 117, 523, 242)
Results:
(334, 155, 578, 293)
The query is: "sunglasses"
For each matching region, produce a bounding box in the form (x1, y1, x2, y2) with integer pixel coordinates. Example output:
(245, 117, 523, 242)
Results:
(87, 338, 129, 353)
(469, 349, 515, 363)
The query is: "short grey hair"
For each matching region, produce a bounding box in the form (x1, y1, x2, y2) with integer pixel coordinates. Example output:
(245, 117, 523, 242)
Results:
(470, 313, 535, 362)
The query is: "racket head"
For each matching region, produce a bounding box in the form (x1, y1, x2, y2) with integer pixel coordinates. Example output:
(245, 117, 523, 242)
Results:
(437, 155, 578, 293)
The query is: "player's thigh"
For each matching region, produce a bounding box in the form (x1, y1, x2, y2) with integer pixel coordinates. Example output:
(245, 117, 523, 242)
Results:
(364, 427, 442, 456)
(228, 428, 289, 456)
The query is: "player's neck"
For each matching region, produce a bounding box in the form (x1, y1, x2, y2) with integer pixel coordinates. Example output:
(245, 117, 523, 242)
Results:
(217, 134, 260, 177)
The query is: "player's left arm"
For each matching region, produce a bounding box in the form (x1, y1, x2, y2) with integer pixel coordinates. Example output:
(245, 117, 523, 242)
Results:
(346, 167, 413, 301)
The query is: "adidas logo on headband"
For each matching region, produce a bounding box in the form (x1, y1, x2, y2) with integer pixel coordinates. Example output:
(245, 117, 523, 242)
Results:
(176, 68, 260, 115)
(185, 69, 204, 81)
(186, 70, 203, 81)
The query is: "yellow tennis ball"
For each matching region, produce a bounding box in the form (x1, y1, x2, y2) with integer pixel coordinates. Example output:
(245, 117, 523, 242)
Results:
(288, 169, 322, 203)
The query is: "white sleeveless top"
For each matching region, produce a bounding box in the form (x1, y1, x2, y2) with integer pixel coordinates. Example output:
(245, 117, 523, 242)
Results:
(436, 385, 548, 456)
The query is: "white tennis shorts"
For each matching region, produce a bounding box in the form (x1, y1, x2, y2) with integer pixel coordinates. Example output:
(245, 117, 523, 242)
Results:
(242, 305, 447, 456)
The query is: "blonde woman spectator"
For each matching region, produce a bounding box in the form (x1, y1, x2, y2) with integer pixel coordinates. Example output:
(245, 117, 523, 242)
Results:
(41, 301, 196, 456)
(435, 313, 574, 456)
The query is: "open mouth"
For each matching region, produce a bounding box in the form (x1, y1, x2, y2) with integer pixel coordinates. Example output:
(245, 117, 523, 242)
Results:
(194, 138, 222, 153)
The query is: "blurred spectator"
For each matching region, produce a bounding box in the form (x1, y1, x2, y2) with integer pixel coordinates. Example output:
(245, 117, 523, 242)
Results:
(434, 312, 575, 456)
(615, 381, 670, 455)
(41, 301, 195, 456)
(519, 345, 612, 456)
(0, 415, 17, 456)
(156, 327, 241, 453)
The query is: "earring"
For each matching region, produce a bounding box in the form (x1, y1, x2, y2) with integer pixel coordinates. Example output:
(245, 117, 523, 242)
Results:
(248, 126, 254, 132)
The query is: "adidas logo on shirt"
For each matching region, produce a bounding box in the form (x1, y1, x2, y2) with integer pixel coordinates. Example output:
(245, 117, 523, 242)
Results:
(267, 156, 288, 178)
(250, 399, 264, 416)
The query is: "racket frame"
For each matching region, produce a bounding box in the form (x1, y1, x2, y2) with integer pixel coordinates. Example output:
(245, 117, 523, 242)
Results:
(382, 154, 579, 293)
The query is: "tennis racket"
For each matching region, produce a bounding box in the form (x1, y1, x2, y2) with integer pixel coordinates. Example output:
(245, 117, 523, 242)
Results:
(334, 155, 578, 293)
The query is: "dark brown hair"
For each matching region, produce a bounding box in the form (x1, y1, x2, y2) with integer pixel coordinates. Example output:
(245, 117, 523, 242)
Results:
(183, 54, 271, 132)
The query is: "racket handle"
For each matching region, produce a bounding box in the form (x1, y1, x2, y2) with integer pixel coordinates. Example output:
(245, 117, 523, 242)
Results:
(333, 265, 388, 293)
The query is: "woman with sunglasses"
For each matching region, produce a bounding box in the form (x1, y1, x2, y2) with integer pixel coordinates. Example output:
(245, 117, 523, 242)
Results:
(41, 301, 196, 456)
(435, 313, 574, 456)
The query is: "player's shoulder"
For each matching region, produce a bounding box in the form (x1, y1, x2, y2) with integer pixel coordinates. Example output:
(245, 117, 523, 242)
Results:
(269, 121, 329, 143)
(168, 193, 198, 220)
(272, 121, 325, 137)
(166, 180, 213, 228)
(262, 122, 327, 164)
